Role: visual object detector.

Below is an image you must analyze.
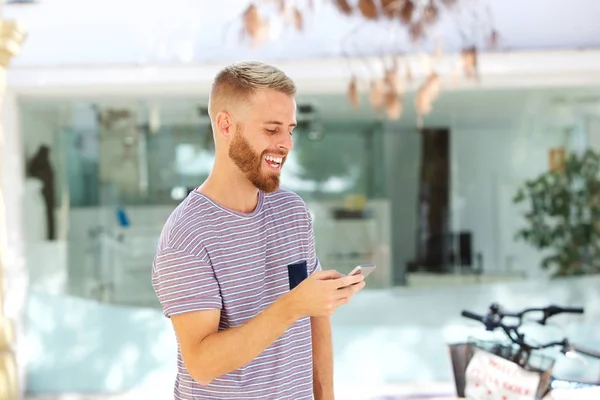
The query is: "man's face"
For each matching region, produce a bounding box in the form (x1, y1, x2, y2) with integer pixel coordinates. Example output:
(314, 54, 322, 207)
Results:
(228, 89, 296, 193)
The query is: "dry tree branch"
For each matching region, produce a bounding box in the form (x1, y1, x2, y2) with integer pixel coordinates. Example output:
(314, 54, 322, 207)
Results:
(348, 75, 360, 108)
(229, 0, 494, 124)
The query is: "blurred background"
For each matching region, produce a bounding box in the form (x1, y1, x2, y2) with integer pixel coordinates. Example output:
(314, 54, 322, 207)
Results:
(1, 0, 600, 399)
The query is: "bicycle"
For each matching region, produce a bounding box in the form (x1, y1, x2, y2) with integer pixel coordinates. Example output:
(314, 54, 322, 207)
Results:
(449, 303, 600, 399)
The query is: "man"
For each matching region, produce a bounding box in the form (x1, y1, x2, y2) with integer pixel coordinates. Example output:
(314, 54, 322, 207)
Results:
(152, 61, 365, 400)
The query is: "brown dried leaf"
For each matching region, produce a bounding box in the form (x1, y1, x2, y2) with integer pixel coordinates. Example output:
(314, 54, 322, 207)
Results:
(369, 79, 385, 109)
(248, 19, 270, 49)
(380, 0, 397, 18)
(416, 92, 432, 117)
(422, 2, 439, 25)
(294, 8, 304, 30)
(333, 0, 353, 15)
(384, 90, 403, 120)
(359, 0, 379, 20)
(281, 3, 295, 23)
(243, 4, 263, 38)
(277, 0, 286, 14)
(415, 72, 441, 117)
(487, 30, 499, 48)
(433, 42, 443, 60)
(426, 73, 441, 99)
(461, 46, 478, 78)
(399, 0, 414, 25)
(384, 67, 403, 95)
(348, 77, 360, 108)
(440, 0, 457, 6)
(421, 54, 433, 75)
(406, 64, 413, 83)
(409, 21, 426, 42)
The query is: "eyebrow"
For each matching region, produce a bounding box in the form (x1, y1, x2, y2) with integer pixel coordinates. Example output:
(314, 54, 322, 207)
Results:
(264, 120, 297, 127)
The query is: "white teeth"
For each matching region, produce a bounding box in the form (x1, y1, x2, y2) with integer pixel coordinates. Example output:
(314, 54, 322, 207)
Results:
(265, 155, 283, 163)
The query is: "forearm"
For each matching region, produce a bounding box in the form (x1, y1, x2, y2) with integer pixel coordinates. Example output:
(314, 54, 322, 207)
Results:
(311, 316, 335, 400)
(191, 294, 298, 385)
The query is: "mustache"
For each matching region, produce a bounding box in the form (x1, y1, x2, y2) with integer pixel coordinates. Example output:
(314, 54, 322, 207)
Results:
(262, 150, 288, 158)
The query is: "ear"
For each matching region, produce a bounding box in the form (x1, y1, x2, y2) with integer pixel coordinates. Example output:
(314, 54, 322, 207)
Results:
(215, 111, 234, 142)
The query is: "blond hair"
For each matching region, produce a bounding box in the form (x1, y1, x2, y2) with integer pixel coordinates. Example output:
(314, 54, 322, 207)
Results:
(208, 61, 296, 117)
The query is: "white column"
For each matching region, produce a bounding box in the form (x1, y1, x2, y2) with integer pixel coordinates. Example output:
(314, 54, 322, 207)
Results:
(0, 18, 27, 400)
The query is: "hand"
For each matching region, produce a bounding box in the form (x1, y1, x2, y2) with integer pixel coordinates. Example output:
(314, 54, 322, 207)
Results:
(286, 270, 365, 318)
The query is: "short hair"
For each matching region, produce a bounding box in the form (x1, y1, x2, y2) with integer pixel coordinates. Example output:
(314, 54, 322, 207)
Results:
(208, 61, 297, 117)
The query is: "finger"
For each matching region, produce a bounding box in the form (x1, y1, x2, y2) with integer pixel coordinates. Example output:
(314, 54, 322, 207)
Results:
(352, 281, 366, 293)
(333, 273, 364, 289)
(312, 270, 342, 280)
(336, 280, 366, 298)
(325, 270, 345, 279)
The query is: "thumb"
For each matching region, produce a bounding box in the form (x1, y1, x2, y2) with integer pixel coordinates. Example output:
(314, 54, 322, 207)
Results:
(312, 269, 343, 280)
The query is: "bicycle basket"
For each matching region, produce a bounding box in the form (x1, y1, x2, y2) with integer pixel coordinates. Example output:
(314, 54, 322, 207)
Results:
(448, 337, 555, 399)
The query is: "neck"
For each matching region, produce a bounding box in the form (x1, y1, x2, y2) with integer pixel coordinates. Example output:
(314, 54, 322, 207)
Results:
(198, 157, 261, 214)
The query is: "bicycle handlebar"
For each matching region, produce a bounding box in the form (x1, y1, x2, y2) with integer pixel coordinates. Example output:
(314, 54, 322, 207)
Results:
(462, 303, 584, 329)
(461, 310, 484, 323)
(569, 344, 600, 359)
(460, 303, 596, 356)
(558, 307, 584, 314)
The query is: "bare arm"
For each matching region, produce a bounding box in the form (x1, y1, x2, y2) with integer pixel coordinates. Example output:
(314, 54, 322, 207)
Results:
(172, 293, 297, 386)
(311, 316, 335, 400)
(171, 271, 364, 386)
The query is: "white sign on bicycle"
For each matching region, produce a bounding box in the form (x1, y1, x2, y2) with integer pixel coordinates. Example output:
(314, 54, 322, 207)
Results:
(465, 348, 541, 399)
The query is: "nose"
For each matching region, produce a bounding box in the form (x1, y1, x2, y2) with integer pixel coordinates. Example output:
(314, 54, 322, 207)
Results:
(277, 131, 294, 153)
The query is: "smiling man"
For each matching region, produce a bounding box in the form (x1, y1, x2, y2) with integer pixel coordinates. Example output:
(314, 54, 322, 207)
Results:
(151, 61, 366, 399)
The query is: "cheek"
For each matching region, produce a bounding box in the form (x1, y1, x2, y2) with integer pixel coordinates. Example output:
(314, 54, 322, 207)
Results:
(255, 139, 271, 155)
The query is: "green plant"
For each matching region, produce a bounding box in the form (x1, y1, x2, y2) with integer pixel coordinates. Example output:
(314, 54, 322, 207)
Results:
(513, 149, 600, 277)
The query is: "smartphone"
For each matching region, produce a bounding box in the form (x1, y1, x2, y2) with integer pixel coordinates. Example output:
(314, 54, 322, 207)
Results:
(348, 263, 376, 279)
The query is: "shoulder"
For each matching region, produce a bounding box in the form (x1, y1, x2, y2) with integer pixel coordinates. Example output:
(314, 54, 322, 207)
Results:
(263, 188, 310, 217)
(262, 188, 313, 226)
(159, 192, 219, 256)
(263, 188, 308, 209)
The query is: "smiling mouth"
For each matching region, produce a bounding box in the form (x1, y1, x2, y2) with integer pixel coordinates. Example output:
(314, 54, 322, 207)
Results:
(264, 155, 284, 170)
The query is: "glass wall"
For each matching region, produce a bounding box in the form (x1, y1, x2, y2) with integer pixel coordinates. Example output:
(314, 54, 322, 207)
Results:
(21, 98, 393, 310)
(22, 90, 600, 307)
(19, 88, 600, 394)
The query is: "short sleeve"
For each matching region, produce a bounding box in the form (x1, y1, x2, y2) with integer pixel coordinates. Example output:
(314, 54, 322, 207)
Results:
(152, 246, 222, 318)
(306, 208, 322, 275)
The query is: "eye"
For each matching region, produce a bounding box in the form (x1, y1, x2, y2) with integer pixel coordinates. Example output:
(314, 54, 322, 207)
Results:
(265, 128, 278, 134)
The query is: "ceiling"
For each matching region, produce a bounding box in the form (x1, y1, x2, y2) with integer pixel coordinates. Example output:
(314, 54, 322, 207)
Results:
(5, 0, 600, 67)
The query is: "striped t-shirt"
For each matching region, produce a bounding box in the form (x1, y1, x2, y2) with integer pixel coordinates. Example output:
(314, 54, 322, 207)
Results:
(152, 188, 321, 399)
